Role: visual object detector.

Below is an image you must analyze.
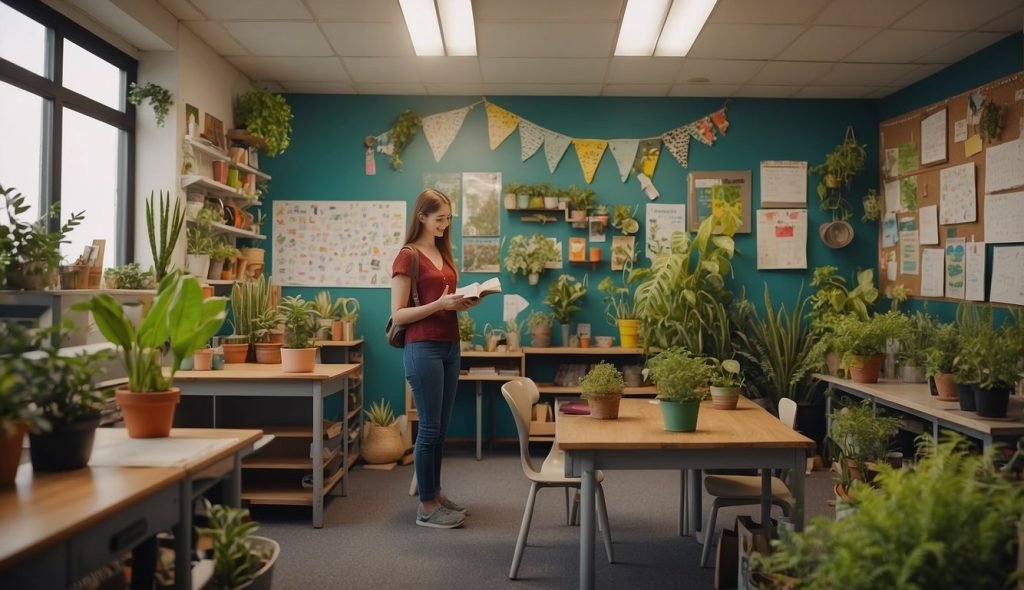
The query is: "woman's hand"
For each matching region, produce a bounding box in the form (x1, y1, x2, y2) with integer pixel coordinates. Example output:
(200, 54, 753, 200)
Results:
(435, 287, 466, 311)
(453, 297, 478, 311)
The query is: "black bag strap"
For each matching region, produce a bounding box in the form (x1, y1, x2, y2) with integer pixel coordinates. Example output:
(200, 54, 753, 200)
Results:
(405, 245, 420, 307)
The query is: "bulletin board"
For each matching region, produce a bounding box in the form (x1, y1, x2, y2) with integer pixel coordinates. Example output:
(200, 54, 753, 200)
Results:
(877, 70, 1024, 305)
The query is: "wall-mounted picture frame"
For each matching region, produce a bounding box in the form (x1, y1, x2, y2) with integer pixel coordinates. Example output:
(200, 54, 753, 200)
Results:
(687, 170, 752, 234)
(201, 113, 225, 150)
(185, 103, 199, 138)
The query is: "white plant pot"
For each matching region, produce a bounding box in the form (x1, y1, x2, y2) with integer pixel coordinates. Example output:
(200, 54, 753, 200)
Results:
(527, 273, 540, 286)
(543, 196, 558, 209)
(185, 255, 210, 280)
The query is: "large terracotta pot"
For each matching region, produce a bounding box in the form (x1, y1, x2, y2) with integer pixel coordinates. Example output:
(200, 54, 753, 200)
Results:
(255, 342, 282, 364)
(222, 343, 249, 364)
(848, 354, 884, 383)
(116, 387, 180, 438)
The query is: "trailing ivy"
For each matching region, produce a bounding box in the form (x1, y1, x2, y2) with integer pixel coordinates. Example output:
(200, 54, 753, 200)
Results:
(127, 82, 173, 127)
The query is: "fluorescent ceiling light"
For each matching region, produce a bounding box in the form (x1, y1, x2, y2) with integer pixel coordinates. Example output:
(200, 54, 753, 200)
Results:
(437, 0, 477, 56)
(399, 0, 444, 56)
(655, 0, 717, 56)
(615, 0, 672, 57)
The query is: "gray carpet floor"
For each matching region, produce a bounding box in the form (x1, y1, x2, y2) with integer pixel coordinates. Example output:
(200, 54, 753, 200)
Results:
(252, 444, 836, 590)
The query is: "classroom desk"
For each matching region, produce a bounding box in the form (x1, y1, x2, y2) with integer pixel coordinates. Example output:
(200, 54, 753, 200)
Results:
(174, 363, 360, 528)
(558, 397, 814, 590)
(815, 374, 1024, 451)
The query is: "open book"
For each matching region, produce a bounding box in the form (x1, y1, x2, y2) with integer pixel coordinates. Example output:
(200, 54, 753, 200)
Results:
(454, 277, 502, 300)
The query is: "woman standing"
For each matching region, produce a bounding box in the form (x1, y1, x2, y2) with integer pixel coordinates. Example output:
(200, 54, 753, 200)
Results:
(391, 189, 476, 528)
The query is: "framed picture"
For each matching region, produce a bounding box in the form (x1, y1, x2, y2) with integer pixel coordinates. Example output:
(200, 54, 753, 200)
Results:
(201, 113, 225, 150)
(687, 170, 752, 234)
(185, 103, 199, 137)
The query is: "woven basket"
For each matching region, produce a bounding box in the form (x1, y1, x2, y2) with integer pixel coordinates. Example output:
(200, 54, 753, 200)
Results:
(362, 423, 404, 464)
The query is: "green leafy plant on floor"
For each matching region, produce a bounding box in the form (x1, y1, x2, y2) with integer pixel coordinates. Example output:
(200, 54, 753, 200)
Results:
(196, 499, 272, 590)
(235, 87, 293, 157)
(127, 82, 173, 127)
(365, 399, 396, 427)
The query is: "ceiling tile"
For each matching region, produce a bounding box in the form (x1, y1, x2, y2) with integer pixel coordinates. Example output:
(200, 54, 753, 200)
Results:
(916, 31, 1009, 63)
(227, 56, 350, 82)
(750, 61, 833, 85)
(425, 83, 488, 95)
(353, 83, 427, 95)
(815, 62, 921, 85)
(480, 58, 609, 84)
(304, 0, 404, 21)
(602, 84, 670, 96)
(188, 0, 311, 21)
(222, 22, 333, 56)
(893, 0, 1023, 31)
(320, 22, 414, 57)
(156, 0, 204, 21)
(733, 85, 802, 98)
(474, 0, 623, 22)
(606, 57, 684, 84)
(668, 83, 740, 97)
(480, 83, 604, 96)
(416, 57, 482, 84)
(777, 26, 881, 61)
(281, 81, 355, 94)
(675, 59, 765, 84)
(184, 21, 249, 56)
(980, 7, 1024, 31)
(343, 57, 423, 83)
(710, 0, 831, 24)
(688, 24, 807, 59)
(795, 85, 875, 98)
(814, 0, 925, 27)
(844, 29, 961, 62)
(478, 23, 617, 58)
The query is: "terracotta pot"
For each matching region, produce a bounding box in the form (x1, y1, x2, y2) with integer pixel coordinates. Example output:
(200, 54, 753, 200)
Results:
(933, 372, 958, 401)
(115, 387, 180, 438)
(193, 349, 213, 371)
(255, 342, 282, 364)
(281, 348, 317, 373)
(531, 328, 551, 347)
(848, 354, 884, 383)
(201, 285, 214, 298)
(331, 320, 343, 341)
(586, 394, 621, 420)
(267, 331, 284, 345)
(0, 424, 27, 487)
(579, 335, 591, 348)
(362, 423, 405, 463)
(589, 247, 602, 262)
(222, 343, 249, 364)
(710, 386, 740, 410)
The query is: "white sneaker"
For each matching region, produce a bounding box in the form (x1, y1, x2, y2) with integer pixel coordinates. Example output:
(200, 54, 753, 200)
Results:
(416, 505, 465, 529)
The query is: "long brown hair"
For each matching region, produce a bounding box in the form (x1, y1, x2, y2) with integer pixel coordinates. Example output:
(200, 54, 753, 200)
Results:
(404, 188, 457, 278)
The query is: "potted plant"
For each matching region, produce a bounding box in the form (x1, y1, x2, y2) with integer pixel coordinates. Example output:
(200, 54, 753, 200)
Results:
(208, 241, 238, 281)
(1, 185, 85, 290)
(458, 312, 476, 351)
(526, 311, 553, 348)
(0, 322, 45, 485)
(333, 296, 359, 341)
(127, 82, 172, 127)
(956, 323, 1022, 418)
(861, 188, 882, 222)
(251, 307, 282, 365)
(565, 185, 595, 227)
(103, 263, 154, 290)
(809, 127, 866, 248)
(544, 274, 587, 346)
(643, 347, 712, 432)
(313, 291, 340, 341)
(834, 311, 909, 383)
(805, 266, 879, 376)
(234, 87, 293, 157)
(279, 295, 319, 373)
(505, 318, 522, 352)
(708, 357, 744, 410)
(529, 183, 547, 210)
(578, 362, 625, 420)
(924, 323, 960, 401)
(146, 190, 184, 283)
(504, 233, 559, 285)
(231, 276, 277, 363)
(193, 344, 214, 371)
(186, 217, 215, 279)
(72, 272, 228, 438)
(382, 108, 421, 170)
(597, 259, 644, 348)
(591, 204, 609, 226)
(541, 184, 559, 210)
(504, 182, 522, 209)
(196, 499, 280, 590)
(361, 399, 404, 464)
(611, 204, 639, 235)
(830, 399, 900, 484)
(896, 311, 936, 383)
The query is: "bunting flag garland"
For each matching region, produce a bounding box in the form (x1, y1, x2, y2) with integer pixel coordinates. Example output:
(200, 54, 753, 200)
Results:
(711, 108, 729, 135)
(633, 138, 663, 178)
(608, 139, 639, 182)
(519, 120, 544, 161)
(690, 118, 716, 146)
(421, 105, 472, 162)
(485, 101, 520, 150)
(662, 126, 692, 168)
(573, 139, 607, 184)
(543, 129, 572, 173)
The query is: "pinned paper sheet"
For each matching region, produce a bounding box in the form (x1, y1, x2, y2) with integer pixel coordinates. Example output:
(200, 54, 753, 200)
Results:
(918, 205, 939, 245)
(882, 212, 898, 248)
(990, 245, 1024, 306)
(637, 173, 660, 200)
(965, 241, 986, 301)
(920, 248, 945, 297)
(886, 250, 898, 282)
(944, 238, 966, 299)
(884, 180, 900, 214)
(984, 190, 1024, 244)
(503, 294, 529, 322)
(899, 216, 919, 275)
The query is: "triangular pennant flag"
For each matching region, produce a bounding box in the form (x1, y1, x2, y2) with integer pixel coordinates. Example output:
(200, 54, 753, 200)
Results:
(662, 126, 691, 168)
(608, 139, 639, 182)
(711, 108, 729, 135)
(689, 118, 715, 145)
(485, 101, 520, 150)
(632, 138, 662, 178)
(421, 106, 471, 162)
(519, 120, 544, 161)
(543, 130, 572, 173)
(573, 139, 607, 184)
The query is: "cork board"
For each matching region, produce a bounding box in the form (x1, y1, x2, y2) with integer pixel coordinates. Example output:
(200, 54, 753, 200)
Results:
(877, 70, 1024, 304)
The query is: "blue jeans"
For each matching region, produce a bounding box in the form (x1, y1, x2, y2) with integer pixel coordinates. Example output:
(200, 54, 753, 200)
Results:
(404, 340, 460, 502)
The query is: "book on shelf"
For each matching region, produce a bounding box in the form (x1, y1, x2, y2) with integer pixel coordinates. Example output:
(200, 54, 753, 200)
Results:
(467, 366, 497, 374)
(497, 368, 521, 376)
(454, 277, 502, 300)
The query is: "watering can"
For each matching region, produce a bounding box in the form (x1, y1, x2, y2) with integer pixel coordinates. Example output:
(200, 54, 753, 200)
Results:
(483, 324, 507, 352)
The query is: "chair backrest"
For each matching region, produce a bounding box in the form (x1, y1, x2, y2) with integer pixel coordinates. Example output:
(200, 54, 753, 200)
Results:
(778, 397, 797, 430)
(500, 378, 541, 476)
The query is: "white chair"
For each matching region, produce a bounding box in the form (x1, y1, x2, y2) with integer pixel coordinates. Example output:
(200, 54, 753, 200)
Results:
(500, 378, 614, 579)
(699, 397, 798, 568)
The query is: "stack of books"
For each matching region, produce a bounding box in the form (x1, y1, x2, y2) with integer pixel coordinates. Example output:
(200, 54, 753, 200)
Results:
(467, 366, 497, 375)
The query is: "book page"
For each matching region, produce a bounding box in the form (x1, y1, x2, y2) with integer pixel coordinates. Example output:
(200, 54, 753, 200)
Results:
(455, 277, 501, 298)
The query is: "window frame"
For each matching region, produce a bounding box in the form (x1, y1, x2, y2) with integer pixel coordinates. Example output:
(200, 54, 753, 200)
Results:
(0, 0, 137, 263)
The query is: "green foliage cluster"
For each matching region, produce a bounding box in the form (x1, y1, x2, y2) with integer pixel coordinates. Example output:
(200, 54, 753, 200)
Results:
(835, 311, 910, 364)
(127, 82, 172, 127)
(809, 129, 867, 221)
(830, 399, 900, 479)
(898, 310, 937, 366)
(643, 347, 712, 402)
(103, 263, 154, 290)
(235, 87, 293, 157)
(504, 233, 559, 279)
(708, 358, 743, 388)
(0, 185, 84, 286)
(230, 276, 275, 343)
(196, 499, 271, 590)
(278, 296, 318, 349)
(458, 312, 475, 342)
(365, 399, 396, 427)
(146, 191, 184, 282)
(611, 204, 639, 234)
(385, 109, 422, 170)
(578, 363, 625, 398)
(526, 311, 552, 331)
(924, 323, 959, 377)
(564, 185, 596, 211)
(544, 274, 587, 324)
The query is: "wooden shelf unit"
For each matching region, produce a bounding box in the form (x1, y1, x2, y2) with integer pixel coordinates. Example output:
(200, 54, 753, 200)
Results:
(317, 340, 365, 473)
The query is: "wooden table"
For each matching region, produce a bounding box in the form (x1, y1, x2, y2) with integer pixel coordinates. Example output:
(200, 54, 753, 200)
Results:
(558, 397, 814, 590)
(175, 363, 360, 527)
(815, 374, 1024, 451)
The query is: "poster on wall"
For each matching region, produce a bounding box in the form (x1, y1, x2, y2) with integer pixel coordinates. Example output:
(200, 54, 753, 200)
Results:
(686, 170, 752, 233)
(645, 203, 685, 259)
(423, 172, 461, 216)
(756, 209, 807, 270)
(462, 172, 501, 236)
(462, 237, 500, 273)
(273, 200, 405, 287)
(611, 236, 635, 271)
(759, 161, 807, 208)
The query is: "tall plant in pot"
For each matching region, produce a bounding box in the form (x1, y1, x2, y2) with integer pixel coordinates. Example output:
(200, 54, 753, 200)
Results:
(578, 362, 625, 420)
(643, 348, 712, 432)
(1, 185, 84, 290)
(72, 272, 228, 438)
(830, 399, 900, 484)
(544, 274, 587, 346)
(334, 296, 359, 341)
(834, 311, 908, 383)
(504, 233, 558, 285)
(526, 311, 552, 348)
(597, 256, 646, 349)
(956, 323, 1022, 418)
(196, 499, 279, 590)
(146, 190, 184, 282)
(924, 323, 959, 401)
(279, 296, 319, 373)
(228, 278, 273, 363)
(896, 310, 936, 383)
(312, 290, 341, 341)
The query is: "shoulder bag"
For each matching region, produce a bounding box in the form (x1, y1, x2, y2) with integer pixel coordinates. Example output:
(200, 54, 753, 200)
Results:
(385, 246, 420, 348)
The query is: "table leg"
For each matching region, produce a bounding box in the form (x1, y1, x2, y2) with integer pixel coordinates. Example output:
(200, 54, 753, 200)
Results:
(790, 450, 806, 531)
(312, 384, 324, 528)
(678, 470, 687, 536)
(174, 478, 193, 590)
(579, 458, 596, 590)
(226, 454, 241, 506)
(761, 470, 773, 536)
(475, 382, 483, 461)
(688, 468, 702, 536)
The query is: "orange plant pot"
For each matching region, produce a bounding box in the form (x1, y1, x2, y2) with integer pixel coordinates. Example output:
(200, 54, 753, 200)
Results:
(115, 387, 180, 438)
(0, 424, 27, 486)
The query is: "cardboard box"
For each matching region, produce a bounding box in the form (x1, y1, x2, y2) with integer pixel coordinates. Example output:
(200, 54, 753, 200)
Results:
(714, 527, 738, 590)
(736, 516, 773, 590)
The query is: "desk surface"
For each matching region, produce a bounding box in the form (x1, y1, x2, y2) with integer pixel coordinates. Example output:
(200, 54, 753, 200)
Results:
(0, 465, 183, 570)
(93, 428, 262, 473)
(815, 374, 1024, 436)
(558, 397, 814, 450)
(176, 363, 359, 381)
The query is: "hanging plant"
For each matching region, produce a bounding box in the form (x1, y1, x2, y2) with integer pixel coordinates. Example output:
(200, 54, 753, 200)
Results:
(861, 189, 881, 222)
(809, 126, 866, 222)
(235, 87, 293, 157)
(387, 109, 422, 170)
(127, 82, 173, 127)
(978, 100, 1002, 144)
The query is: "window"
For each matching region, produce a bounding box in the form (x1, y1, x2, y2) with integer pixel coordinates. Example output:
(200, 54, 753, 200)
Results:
(0, 0, 135, 267)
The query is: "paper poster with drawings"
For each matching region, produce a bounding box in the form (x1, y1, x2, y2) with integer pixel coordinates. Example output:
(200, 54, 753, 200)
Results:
(985, 138, 1024, 193)
(899, 216, 920, 275)
(462, 237, 500, 273)
(944, 238, 966, 300)
(756, 209, 807, 270)
(273, 200, 405, 287)
(939, 163, 976, 224)
(900, 176, 918, 211)
(461, 172, 501, 236)
(990, 245, 1024, 306)
(646, 203, 685, 259)
(965, 241, 986, 301)
(918, 205, 938, 245)
(611, 236, 635, 271)
(920, 248, 944, 297)
(983, 190, 1024, 244)
(920, 108, 947, 166)
(423, 172, 461, 216)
